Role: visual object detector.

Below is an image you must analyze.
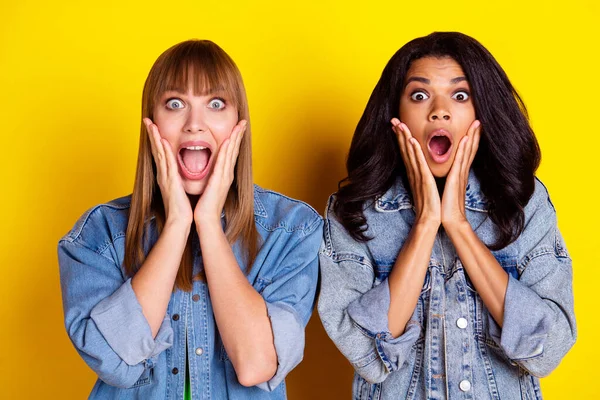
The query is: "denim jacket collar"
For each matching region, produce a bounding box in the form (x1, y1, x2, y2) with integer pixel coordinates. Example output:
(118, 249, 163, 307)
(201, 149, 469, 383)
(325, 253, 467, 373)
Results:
(375, 170, 490, 213)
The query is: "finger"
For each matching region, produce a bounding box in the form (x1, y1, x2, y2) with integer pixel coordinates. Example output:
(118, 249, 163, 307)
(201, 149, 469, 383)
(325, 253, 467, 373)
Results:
(467, 122, 481, 168)
(410, 137, 433, 183)
(230, 121, 246, 171)
(400, 123, 419, 179)
(223, 128, 239, 179)
(146, 121, 167, 178)
(404, 128, 421, 187)
(461, 121, 480, 179)
(144, 118, 159, 161)
(161, 138, 178, 180)
(449, 135, 468, 184)
(392, 120, 411, 177)
(213, 138, 230, 180)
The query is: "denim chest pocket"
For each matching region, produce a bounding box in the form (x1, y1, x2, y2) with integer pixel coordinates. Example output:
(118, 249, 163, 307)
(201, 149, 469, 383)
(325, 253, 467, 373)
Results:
(129, 367, 153, 389)
(463, 253, 519, 293)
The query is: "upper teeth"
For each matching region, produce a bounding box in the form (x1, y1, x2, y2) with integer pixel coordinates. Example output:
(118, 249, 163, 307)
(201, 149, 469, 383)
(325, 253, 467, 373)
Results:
(185, 146, 206, 150)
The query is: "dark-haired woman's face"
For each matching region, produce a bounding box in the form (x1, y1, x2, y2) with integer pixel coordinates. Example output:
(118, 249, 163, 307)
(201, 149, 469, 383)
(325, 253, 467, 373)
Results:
(399, 56, 476, 178)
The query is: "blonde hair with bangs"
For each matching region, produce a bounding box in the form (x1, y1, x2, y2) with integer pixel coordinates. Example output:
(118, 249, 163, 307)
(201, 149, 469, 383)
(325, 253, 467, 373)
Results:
(124, 40, 259, 291)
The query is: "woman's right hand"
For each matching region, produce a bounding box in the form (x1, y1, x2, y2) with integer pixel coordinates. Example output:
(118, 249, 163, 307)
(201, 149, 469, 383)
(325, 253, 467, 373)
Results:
(391, 118, 441, 228)
(144, 118, 193, 229)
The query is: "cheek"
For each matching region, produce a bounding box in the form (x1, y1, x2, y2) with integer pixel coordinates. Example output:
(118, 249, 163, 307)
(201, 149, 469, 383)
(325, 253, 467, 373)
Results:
(153, 112, 181, 141)
(209, 113, 238, 145)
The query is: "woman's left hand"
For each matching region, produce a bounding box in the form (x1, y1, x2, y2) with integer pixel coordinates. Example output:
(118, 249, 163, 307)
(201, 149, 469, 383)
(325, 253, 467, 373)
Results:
(194, 120, 247, 229)
(441, 120, 481, 231)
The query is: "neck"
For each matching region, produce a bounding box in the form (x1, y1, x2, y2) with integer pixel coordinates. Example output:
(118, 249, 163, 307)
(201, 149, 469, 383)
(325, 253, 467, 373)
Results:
(435, 177, 446, 196)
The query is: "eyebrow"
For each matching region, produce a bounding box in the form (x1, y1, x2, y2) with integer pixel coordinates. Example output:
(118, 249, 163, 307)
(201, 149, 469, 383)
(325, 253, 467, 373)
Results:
(405, 76, 468, 85)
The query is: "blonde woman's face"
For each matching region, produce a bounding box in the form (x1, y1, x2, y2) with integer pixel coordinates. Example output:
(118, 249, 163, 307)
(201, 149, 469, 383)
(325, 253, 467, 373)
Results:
(152, 86, 238, 195)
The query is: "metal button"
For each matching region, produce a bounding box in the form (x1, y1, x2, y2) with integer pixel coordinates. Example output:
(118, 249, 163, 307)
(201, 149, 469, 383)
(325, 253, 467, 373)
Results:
(456, 317, 468, 329)
(195, 347, 203, 356)
(172, 367, 179, 375)
(192, 294, 200, 302)
(459, 380, 471, 392)
(172, 314, 180, 321)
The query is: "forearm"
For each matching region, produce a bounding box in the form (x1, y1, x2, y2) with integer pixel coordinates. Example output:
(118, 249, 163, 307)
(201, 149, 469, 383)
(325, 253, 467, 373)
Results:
(131, 221, 190, 337)
(388, 221, 438, 337)
(445, 221, 508, 326)
(197, 219, 277, 386)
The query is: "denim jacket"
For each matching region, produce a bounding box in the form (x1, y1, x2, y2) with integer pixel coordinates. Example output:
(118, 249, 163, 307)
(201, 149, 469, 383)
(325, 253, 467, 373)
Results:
(58, 185, 322, 399)
(318, 172, 576, 400)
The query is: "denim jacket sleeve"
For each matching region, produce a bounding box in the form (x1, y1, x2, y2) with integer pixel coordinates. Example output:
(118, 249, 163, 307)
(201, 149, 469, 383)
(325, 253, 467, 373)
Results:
(318, 196, 420, 384)
(487, 179, 576, 377)
(58, 220, 173, 388)
(256, 216, 323, 392)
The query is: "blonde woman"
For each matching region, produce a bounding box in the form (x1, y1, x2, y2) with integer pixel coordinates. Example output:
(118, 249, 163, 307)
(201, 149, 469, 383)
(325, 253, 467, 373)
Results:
(58, 40, 321, 399)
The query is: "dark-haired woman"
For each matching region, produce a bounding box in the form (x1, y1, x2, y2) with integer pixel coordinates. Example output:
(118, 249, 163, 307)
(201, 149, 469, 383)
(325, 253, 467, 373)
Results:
(318, 32, 575, 399)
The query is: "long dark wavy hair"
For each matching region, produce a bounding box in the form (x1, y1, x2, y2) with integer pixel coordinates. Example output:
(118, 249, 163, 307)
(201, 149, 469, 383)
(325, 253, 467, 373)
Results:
(334, 32, 540, 250)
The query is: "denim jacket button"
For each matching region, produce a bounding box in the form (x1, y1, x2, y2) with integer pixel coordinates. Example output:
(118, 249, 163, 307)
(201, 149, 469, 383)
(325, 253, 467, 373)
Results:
(195, 347, 203, 356)
(192, 294, 200, 302)
(459, 380, 471, 392)
(172, 314, 180, 321)
(172, 367, 179, 375)
(456, 317, 468, 329)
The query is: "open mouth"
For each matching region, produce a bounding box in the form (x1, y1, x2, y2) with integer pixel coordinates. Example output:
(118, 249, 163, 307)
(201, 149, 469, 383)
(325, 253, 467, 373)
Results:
(429, 135, 451, 156)
(178, 143, 212, 179)
(426, 130, 453, 163)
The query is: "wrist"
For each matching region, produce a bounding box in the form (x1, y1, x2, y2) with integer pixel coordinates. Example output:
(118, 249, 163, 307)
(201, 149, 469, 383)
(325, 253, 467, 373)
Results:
(163, 218, 192, 237)
(414, 216, 441, 231)
(413, 218, 440, 236)
(443, 218, 471, 237)
(195, 215, 223, 234)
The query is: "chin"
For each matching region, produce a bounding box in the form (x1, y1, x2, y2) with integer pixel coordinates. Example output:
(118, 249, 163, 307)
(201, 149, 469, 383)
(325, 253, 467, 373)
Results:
(183, 181, 207, 196)
(429, 164, 451, 178)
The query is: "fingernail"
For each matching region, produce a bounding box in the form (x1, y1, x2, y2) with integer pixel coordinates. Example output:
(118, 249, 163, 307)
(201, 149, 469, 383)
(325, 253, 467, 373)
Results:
(474, 120, 481, 128)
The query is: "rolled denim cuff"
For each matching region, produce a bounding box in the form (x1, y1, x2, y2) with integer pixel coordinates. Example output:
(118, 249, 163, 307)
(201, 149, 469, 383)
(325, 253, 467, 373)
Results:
(256, 301, 305, 392)
(348, 279, 421, 372)
(90, 278, 174, 366)
(488, 275, 550, 361)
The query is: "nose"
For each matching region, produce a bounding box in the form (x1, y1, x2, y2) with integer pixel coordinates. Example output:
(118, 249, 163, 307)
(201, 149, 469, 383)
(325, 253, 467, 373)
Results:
(428, 98, 451, 121)
(183, 107, 207, 133)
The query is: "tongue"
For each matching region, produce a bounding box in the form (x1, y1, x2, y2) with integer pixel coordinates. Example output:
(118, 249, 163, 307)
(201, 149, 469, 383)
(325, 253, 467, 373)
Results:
(430, 136, 451, 155)
(181, 149, 210, 173)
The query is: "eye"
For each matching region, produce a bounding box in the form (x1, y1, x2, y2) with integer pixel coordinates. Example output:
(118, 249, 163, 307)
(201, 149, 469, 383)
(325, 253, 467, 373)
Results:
(166, 98, 184, 110)
(208, 98, 226, 110)
(410, 91, 429, 101)
(452, 91, 470, 102)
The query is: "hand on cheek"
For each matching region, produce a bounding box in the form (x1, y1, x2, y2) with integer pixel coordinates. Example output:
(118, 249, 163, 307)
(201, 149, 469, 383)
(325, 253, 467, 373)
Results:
(441, 120, 481, 230)
(194, 120, 247, 229)
(391, 118, 441, 228)
(143, 118, 193, 228)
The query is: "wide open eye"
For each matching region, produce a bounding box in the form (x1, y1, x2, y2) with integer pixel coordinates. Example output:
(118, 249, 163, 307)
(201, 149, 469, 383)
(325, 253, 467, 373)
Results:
(208, 98, 226, 110)
(410, 91, 429, 101)
(166, 98, 185, 110)
(452, 91, 470, 102)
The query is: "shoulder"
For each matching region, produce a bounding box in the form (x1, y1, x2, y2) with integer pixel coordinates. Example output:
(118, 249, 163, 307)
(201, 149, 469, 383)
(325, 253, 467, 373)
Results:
(59, 195, 132, 251)
(523, 178, 557, 225)
(253, 185, 322, 236)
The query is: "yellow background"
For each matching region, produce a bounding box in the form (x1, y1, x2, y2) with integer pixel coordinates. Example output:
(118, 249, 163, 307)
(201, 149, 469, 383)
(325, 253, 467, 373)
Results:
(1, 1, 597, 398)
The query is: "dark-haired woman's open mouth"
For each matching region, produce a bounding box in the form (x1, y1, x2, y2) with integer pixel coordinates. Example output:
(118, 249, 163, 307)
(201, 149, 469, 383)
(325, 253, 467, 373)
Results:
(178, 141, 213, 180)
(426, 129, 453, 164)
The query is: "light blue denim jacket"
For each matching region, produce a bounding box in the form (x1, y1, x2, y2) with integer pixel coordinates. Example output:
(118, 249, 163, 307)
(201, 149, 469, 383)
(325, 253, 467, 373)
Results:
(58, 185, 322, 399)
(318, 172, 576, 400)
